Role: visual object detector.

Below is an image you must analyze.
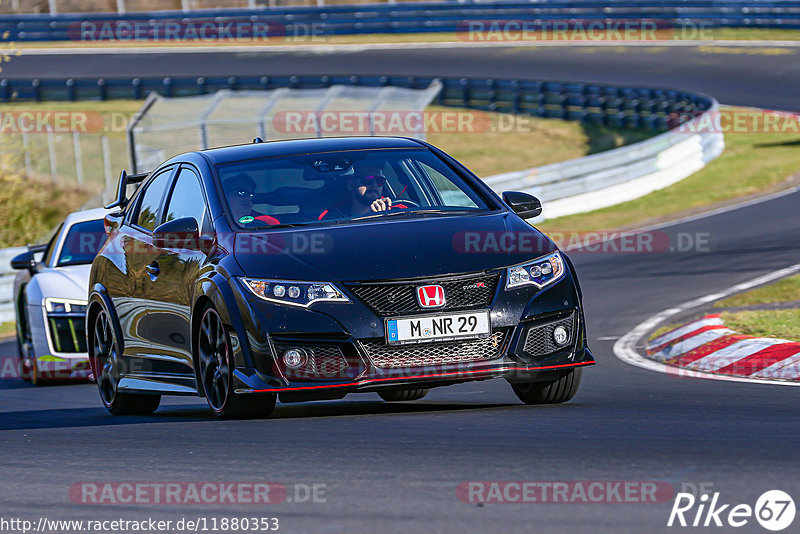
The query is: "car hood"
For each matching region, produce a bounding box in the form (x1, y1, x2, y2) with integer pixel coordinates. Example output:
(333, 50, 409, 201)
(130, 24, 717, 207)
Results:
(232, 212, 557, 281)
(34, 264, 92, 302)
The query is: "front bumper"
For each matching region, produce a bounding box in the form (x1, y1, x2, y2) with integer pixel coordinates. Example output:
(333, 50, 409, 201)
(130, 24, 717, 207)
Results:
(227, 266, 594, 400)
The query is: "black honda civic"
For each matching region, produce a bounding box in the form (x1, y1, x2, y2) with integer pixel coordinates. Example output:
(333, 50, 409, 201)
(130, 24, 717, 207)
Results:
(88, 136, 594, 418)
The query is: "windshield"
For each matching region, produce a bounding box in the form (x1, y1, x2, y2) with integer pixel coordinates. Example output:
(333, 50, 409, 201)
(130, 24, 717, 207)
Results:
(57, 219, 107, 267)
(216, 148, 493, 229)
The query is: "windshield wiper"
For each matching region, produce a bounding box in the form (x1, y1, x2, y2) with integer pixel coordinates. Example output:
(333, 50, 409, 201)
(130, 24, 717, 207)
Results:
(350, 209, 475, 222)
(264, 223, 312, 229)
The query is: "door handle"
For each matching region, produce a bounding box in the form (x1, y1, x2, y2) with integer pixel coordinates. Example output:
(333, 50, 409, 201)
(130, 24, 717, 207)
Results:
(146, 261, 160, 280)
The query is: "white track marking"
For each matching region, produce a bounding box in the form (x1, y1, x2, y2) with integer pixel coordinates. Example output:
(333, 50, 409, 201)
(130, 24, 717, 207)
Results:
(647, 316, 724, 348)
(613, 263, 800, 386)
(650, 329, 732, 361)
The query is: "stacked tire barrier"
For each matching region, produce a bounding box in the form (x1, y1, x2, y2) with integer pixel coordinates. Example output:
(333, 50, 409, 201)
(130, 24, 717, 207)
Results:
(0, 1, 799, 41)
(0, 74, 709, 135)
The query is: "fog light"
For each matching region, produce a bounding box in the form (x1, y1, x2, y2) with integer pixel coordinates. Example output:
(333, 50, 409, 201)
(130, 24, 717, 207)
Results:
(553, 326, 569, 346)
(283, 348, 307, 369)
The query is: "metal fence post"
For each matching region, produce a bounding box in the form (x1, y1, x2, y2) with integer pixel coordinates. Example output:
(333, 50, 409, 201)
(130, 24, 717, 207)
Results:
(102, 135, 113, 195)
(46, 127, 58, 183)
(117, 0, 126, 14)
(48, 0, 57, 15)
(181, 0, 191, 12)
(72, 133, 84, 186)
(21, 131, 32, 177)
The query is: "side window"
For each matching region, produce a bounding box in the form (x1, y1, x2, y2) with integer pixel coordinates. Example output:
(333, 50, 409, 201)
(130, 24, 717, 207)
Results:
(419, 162, 479, 208)
(135, 169, 174, 232)
(42, 223, 64, 266)
(164, 167, 206, 227)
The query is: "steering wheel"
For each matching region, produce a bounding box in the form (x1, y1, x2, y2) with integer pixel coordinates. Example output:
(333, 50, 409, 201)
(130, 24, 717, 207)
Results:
(393, 199, 420, 209)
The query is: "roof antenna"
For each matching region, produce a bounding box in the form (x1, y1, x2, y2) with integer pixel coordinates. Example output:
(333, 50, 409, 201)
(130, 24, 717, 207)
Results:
(253, 137, 264, 144)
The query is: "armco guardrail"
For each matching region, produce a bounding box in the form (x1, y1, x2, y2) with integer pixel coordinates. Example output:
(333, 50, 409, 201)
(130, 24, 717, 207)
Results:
(0, 247, 24, 325)
(484, 101, 724, 220)
(1, 1, 799, 41)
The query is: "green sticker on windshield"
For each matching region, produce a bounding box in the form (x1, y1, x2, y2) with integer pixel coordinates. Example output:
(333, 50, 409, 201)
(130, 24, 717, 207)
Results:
(238, 216, 254, 224)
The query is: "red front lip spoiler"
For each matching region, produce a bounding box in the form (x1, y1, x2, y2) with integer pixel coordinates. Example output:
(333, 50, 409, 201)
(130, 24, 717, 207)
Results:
(238, 360, 595, 394)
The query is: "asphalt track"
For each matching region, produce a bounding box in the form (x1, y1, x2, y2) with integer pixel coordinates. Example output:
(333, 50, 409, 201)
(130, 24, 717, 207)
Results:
(2, 44, 800, 533)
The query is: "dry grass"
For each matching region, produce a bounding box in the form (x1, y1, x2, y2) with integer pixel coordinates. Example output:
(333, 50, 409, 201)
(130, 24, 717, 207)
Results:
(0, 155, 92, 247)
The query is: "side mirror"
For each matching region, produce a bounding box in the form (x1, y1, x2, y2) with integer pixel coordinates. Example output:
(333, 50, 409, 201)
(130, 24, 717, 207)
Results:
(153, 217, 201, 250)
(502, 191, 542, 219)
(10, 250, 36, 272)
(103, 211, 123, 235)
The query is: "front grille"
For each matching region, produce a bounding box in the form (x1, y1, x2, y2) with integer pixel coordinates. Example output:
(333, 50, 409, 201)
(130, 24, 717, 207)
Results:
(347, 272, 500, 316)
(273, 343, 349, 380)
(47, 316, 86, 353)
(522, 313, 576, 357)
(361, 330, 507, 369)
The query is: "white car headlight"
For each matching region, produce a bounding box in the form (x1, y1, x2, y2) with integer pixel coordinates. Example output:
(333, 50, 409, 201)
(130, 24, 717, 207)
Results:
(505, 251, 566, 290)
(241, 278, 350, 308)
(44, 297, 88, 314)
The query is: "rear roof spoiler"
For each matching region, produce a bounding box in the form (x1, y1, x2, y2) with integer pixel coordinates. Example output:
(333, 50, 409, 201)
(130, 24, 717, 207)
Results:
(104, 170, 149, 210)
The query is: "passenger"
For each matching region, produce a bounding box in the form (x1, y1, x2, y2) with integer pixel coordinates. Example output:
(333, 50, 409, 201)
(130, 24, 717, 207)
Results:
(223, 173, 279, 226)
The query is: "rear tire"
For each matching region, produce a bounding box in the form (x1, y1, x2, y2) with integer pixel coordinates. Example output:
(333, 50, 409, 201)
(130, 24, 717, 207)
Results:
(378, 388, 429, 402)
(92, 307, 161, 415)
(196, 304, 276, 419)
(511, 368, 582, 405)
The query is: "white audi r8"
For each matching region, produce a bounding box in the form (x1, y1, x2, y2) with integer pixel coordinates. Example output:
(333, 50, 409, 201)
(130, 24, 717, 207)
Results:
(11, 208, 109, 384)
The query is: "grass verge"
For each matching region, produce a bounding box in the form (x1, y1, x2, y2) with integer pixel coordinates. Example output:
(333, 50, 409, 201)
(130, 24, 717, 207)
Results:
(714, 274, 800, 308)
(0, 321, 16, 340)
(720, 309, 800, 341)
(650, 274, 800, 344)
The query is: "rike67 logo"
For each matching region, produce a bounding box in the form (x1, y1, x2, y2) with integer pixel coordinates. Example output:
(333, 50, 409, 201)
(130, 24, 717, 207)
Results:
(668, 490, 795, 531)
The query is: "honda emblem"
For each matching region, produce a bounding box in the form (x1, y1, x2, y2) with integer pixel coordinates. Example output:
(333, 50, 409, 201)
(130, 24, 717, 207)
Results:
(416, 285, 446, 308)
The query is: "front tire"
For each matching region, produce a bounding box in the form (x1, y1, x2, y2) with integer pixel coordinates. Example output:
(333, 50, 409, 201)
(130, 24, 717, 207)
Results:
(378, 388, 429, 402)
(510, 368, 583, 405)
(196, 305, 276, 419)
(92, 307, 160, 415)
(17, 333, 32, 382)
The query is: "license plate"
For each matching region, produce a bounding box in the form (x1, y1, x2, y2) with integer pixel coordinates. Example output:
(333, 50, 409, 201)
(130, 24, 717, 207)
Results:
(385, 310, 491, 345)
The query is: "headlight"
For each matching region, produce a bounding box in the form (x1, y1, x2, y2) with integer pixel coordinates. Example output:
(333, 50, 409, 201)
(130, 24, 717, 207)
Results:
(241, 278, 350, 308)
(505, 251, 566, 290)
(44, 297, 88, 314)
